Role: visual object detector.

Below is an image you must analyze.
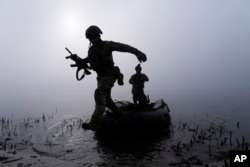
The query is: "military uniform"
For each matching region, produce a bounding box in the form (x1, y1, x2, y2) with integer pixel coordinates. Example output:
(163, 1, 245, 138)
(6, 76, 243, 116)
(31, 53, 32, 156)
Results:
(81, 25, 146, 130)
(129, 66, 149, 105)
(86, 40, 145, 123)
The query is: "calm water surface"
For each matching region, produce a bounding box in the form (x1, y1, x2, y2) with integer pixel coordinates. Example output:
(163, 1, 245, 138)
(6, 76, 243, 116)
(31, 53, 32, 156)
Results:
(1, 88, 250, 166)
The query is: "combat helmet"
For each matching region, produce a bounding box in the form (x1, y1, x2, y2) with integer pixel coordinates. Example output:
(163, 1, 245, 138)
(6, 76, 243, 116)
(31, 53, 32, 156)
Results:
(85, 25, 103, 39)
(135, 64, 142, 71)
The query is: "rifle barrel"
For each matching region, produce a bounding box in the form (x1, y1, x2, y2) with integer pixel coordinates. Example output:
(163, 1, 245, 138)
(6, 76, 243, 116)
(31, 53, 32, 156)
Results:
(65, 47, 73, 55)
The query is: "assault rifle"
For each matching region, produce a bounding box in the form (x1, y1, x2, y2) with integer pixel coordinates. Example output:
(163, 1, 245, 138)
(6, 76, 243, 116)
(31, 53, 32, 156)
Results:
(65, 47, 91, 81)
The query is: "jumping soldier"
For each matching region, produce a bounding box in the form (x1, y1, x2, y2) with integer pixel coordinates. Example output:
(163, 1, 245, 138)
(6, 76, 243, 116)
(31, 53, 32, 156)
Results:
(79, 25, 147, 130)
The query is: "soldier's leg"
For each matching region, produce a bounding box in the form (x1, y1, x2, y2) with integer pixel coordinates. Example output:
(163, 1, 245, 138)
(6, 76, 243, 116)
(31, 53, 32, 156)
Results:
(90, 87, 106, 124)
(138, 89, 146, 105)
(132, 94, 137, 105)
(132, 89, 138, 105)
(105, 76, 121, 115)
(91, 76, 116, 123)
(106, 89, 121, 115)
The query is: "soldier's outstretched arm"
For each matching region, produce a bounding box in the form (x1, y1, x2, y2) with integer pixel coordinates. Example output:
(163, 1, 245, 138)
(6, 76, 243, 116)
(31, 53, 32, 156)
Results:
(108, 41, 147, 62)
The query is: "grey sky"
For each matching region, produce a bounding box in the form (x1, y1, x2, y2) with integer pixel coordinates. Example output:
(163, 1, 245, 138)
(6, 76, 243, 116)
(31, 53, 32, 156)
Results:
(1, 0, 250, 115)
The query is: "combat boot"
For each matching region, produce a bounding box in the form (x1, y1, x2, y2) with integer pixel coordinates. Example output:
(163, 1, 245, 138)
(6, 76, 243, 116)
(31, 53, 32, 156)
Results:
(82, 121, 100, 131)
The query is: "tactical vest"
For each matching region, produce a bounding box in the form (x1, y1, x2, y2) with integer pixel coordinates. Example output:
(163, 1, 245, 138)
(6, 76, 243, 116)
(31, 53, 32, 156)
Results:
(87, 41, 115, 76)
(87, 40, 141, 76)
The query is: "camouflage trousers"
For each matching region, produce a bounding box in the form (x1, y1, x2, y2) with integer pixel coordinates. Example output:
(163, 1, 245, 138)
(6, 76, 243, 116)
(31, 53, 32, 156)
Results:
(91, 75, 120, 123)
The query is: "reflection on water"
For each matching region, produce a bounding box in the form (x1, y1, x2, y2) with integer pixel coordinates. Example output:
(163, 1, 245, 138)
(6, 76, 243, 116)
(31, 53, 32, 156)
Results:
(29, 115, 172, 166)
(1, 88, 250, 166)
(95, 130, 171, 167)
(1, 109, 247, 166)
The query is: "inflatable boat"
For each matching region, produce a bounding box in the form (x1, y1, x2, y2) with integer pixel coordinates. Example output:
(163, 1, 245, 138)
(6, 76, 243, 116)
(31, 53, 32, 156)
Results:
(99, 99, 171, 136)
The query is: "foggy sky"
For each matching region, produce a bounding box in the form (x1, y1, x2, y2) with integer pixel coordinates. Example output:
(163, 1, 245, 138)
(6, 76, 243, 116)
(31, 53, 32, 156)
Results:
(1, 0, 250, 116)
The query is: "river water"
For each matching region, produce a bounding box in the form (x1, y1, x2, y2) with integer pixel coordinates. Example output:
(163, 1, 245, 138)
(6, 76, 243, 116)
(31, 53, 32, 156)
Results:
(1, 88, 250, 166)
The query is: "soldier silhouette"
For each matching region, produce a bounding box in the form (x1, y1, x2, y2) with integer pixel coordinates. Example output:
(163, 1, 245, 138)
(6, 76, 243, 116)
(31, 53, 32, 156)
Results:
(76, 26, 147, 130)
(129, 64, 149, 106)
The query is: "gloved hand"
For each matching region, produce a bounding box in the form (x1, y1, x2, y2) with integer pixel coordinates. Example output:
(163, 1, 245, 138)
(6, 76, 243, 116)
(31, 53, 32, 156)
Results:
(136, 52, 147, 63)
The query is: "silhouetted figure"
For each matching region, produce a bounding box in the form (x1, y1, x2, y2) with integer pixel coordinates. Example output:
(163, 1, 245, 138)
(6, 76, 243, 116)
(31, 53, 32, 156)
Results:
(78, 26, 147, 130)
(129, 64, 149, 106)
